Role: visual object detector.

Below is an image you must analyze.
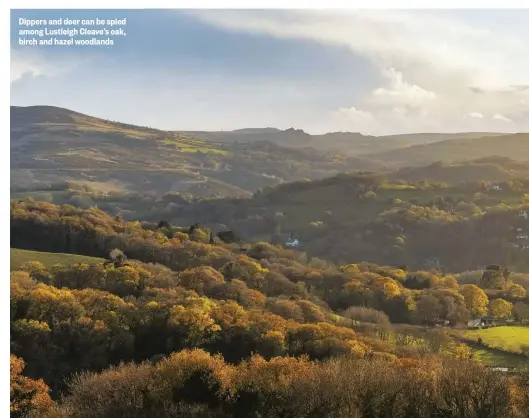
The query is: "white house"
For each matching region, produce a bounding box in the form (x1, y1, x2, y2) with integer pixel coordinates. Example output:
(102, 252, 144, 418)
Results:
(285, 238, 300, 248)
(467, 317, 495, 328)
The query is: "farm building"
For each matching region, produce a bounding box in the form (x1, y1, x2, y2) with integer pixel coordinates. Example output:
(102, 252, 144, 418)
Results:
(285, 238, 300, 248)
(467, 316, 496, 328)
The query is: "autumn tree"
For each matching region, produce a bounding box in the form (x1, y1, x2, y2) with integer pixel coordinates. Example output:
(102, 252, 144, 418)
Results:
(461, 284, 489, 318)
(508, 284, 527, 300)
(489, 298, 513, 319)
(10, 355, 54, 418)
(178, 266, 225, 295)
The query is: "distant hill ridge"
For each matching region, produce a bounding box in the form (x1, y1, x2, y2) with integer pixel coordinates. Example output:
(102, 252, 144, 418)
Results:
(10, 105, 528, 199)
(11, 105, 507, 148)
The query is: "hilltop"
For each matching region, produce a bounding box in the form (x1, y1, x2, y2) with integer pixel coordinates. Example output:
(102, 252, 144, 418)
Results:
(11, 105, 382, 198)
(182, 127, 505, 156)
(12, 106, 519, 199)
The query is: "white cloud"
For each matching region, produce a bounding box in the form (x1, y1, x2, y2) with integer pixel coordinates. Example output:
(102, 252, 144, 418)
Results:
(332, 106, 377, 132)
(466, 112, 484, 119)
(191, 9, 529, 133)
(336, 106, 375, 120)
(10, 48, 93, 83)
(370, 68, 436, 108)
(11, 49, 52, 82)
(493, 113, 514, 123)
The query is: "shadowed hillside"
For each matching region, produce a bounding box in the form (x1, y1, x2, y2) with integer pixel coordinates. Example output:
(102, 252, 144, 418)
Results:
(370, 134, 529, 167)
(159, 172, 529, 272)
(390, 158, 529, 184)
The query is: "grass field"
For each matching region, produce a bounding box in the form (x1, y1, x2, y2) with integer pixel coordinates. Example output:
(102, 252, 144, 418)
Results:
(469, 345, 529, 368)
(463, 326, 529, 354)
(162, 134, 228, 155)
(11, 248, 104, 270)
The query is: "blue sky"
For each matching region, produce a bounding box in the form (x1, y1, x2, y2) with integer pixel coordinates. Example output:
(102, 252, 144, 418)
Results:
(10, 9, 529, 134)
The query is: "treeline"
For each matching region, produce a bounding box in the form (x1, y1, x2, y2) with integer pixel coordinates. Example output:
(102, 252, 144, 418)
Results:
(13, 350, 529, 418)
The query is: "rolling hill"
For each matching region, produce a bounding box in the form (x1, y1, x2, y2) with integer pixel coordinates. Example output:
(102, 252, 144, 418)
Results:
(389, 157, 529, 184)
(369, 133, 529, 168)
(12, 106, 519, 200)
(11, 106, 383, 198)
(181, 128, 506, 156)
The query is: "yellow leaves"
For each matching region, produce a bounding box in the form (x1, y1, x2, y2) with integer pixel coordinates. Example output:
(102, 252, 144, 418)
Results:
(381, 281, 401, 298)
(388, 268, 407, 281)
(178, 266, 224, 294)
(154, 349, 234, 397)
(405, 295, 417, 312)
(347, 340, 369, 358)
(441, 343, 472, 360)
(72, 263, 91, 273)
(10, 354, 25, 377)
(145, 301, 160, 310)
(341, 264, 360, 274)
(172, 231, 189, 242)
(297, 300, 326, 323)
(10, 355, 54, 417)
(234, 255, 268, 275)
(73, 288, 127, 315)
(243, 288, 267, 308)
(126, 220, 142, 230)
(11, 271, 37, 301)
(460, 284, 489, 317)
(247, 309, 288, 335)
(78, 316, 93, 327)
(31, 287, 60, 302)
(27, 284, 84, 322)
(93, 319, 106, 331)
(20, 261, 47, 275)
(509, 284, 526, 299)
(12, 319, 51, 335)
(184, 296, 218, 311)
(212, 301, 248, 329)
(438, 275, 458, 289)
(489, 298, 513, 319)
(169, 304, 221, 334)
(238, 354, 315, 392)
(263, 330, 286, 345)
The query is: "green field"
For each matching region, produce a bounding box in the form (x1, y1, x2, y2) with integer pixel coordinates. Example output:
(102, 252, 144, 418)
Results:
(162, 134, 228, 155)
(463, 326, 529, 354)
(11, 248, 104, 270)
(469, 345, 529, 368)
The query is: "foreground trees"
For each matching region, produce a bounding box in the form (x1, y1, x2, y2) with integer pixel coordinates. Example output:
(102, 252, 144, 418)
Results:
(10, 355, 54, 418)
(57, 350, 528, 418)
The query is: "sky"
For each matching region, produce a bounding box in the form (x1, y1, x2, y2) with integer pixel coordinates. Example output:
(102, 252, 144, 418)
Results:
(10, 9, 529, 135)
